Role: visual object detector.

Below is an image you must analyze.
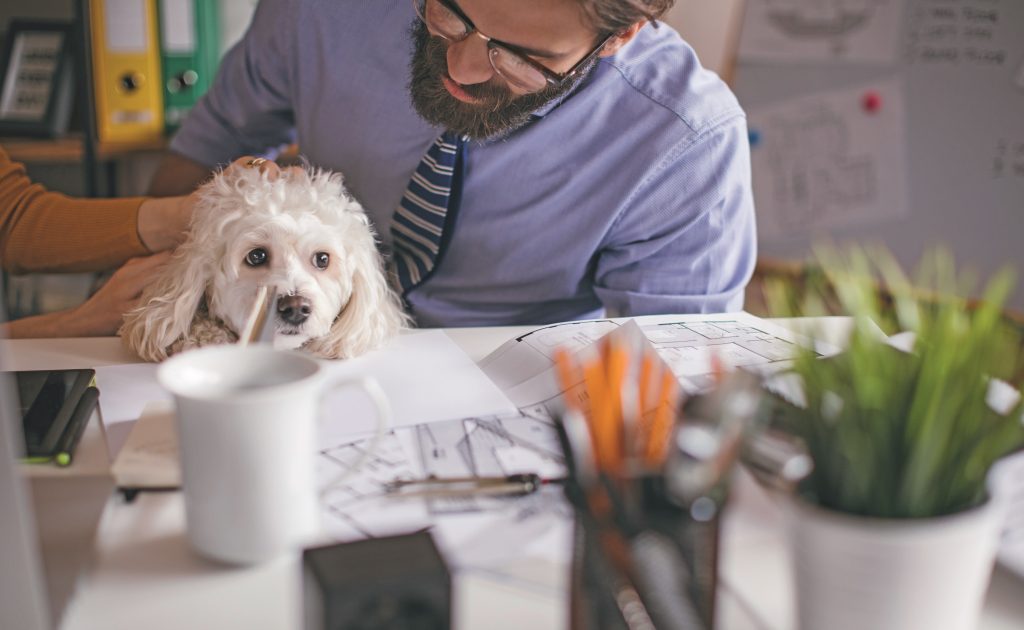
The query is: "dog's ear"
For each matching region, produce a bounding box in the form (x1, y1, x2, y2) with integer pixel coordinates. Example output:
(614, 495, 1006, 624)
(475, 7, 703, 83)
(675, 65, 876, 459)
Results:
(119, 243, 211, 362)
(303, 245, 409, 360)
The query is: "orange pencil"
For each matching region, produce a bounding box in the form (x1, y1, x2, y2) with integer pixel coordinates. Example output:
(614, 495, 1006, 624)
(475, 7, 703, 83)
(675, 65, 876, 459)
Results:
(710, 347, 726, 385)
(583, 356, 613, 471)
(635, 352, 654, 455)
(554, 348, 582, 413)
(605, 338, 629, 472)
(644, 366, 679, 467)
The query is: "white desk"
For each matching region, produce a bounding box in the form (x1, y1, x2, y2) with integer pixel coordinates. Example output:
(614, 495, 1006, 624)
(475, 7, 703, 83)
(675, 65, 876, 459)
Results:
(5, 318, 1023, 630)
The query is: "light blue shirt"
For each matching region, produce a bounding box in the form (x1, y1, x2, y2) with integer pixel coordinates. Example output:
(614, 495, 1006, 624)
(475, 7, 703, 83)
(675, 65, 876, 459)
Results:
(171, 0, 757, 327)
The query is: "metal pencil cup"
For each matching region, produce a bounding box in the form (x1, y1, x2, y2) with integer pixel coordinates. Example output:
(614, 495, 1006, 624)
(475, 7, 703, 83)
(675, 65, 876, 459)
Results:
(560, 372, 762, 630)
(563, 461, 725, 630)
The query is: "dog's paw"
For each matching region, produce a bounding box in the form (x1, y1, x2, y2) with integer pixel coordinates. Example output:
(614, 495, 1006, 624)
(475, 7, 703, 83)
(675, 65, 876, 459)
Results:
(166, 319, 240, 357)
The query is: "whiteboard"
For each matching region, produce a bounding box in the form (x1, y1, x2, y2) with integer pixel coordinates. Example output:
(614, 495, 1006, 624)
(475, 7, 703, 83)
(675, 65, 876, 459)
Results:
(733, 0, 1024, 309)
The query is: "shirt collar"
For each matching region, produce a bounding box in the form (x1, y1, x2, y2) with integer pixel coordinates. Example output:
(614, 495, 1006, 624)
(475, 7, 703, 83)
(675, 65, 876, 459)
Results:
(529, 54, 611, 119)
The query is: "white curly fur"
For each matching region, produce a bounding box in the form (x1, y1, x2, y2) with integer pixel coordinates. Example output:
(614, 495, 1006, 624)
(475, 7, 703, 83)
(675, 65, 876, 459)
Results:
(121, 165, 409, 361)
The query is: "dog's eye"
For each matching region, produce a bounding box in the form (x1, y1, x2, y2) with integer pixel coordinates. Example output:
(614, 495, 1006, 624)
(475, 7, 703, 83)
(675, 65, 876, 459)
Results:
(313, 252, 330, 270)
(245, 248, 269, 267)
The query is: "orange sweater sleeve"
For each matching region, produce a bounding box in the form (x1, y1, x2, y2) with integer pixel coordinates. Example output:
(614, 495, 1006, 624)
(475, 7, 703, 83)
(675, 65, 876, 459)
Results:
(0, 145, 151, 274)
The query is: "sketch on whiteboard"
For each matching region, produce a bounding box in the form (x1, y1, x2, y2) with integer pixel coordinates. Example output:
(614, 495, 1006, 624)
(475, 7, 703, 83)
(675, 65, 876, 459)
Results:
(992, 139, 1024, 181)
(739, 0, 903, 64)
(763, 105, 876, 230)
(766, 0, 881, 39)
(747, 79, 908, 240)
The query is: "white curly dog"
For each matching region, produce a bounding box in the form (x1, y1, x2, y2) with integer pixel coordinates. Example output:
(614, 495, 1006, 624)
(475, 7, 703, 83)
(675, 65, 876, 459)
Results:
(121, 161, 407, 361)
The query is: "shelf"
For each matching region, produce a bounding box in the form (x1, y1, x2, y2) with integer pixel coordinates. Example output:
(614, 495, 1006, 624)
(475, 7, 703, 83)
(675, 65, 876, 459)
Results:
(0, 134, 168, 163)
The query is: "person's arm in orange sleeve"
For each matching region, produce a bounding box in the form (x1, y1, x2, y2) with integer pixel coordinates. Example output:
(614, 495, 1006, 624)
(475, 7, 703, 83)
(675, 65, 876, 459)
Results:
(0, 146, 193, 274)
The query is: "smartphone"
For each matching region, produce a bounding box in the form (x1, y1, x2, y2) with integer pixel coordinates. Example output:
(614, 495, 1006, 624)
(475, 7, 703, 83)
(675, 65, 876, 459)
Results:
(17, 369, 96, 459)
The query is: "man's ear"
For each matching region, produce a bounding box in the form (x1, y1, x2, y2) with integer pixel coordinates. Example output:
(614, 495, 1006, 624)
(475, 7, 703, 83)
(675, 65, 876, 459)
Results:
(599, 21, 646, 57)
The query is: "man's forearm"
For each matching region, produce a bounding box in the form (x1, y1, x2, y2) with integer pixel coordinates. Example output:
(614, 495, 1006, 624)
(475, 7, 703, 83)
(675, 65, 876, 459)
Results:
(148, 152, 215, 196)
(137, 195, 192, 252)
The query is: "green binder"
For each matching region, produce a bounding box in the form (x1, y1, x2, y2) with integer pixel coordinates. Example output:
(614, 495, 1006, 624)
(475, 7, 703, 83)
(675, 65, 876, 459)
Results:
(157, 0, 220, 131)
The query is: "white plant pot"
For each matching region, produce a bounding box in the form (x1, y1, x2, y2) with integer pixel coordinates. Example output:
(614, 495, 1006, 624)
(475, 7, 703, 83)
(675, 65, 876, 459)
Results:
(785, 496, 1005, 630)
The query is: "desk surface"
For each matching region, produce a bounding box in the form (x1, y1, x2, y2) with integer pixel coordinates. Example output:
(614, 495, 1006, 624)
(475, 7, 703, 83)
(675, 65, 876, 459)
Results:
(5, 317, 1023, 630)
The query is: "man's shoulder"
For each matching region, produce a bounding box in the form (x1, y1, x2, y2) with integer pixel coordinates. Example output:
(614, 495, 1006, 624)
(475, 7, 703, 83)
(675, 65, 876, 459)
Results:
(597, 22, 745, 140)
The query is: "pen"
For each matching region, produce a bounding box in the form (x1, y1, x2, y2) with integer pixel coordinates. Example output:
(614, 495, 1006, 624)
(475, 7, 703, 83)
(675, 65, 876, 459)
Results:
(52, 386, 100, 467)
(239, 285, 277, 345)
(383, 473, 563, 499)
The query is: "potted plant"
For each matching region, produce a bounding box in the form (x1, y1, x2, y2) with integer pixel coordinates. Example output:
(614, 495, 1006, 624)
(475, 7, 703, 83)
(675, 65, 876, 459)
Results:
(766, 247, 1024, 630)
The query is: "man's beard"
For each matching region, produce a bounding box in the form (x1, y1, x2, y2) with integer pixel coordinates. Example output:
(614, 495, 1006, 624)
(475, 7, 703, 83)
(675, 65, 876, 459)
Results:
(408, 20, 594, 140)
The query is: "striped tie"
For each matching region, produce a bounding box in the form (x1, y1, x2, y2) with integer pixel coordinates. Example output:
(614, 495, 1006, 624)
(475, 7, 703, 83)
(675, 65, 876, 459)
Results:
(390, 132, 465, 295)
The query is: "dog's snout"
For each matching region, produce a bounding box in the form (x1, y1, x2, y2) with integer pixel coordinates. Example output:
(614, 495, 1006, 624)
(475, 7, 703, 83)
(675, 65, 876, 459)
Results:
(277, 295, 312, 325)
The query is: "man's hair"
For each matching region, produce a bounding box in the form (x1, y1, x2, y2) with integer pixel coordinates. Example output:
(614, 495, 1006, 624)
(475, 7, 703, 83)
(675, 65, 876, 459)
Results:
(577, 0, 675, 33)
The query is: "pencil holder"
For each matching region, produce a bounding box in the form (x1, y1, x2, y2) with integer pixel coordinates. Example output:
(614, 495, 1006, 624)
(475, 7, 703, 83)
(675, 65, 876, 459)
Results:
(560, 371, 764, 630)
(564, 470, 725, 630)
(558, 412, 727, 630)
(551, 323, 765, 629)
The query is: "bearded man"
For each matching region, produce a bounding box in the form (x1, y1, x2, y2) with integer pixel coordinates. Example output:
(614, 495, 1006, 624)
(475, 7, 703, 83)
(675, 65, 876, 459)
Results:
(148, 0, 756, 327)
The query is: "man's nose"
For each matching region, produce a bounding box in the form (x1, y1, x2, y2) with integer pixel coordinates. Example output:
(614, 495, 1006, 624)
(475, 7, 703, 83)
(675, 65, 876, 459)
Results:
(277, 295, 312, 325)
(446, 33, 494, 86)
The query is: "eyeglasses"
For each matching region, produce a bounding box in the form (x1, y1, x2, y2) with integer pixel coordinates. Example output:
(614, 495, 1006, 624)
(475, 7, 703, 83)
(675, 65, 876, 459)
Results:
(414, 0, 615, 94)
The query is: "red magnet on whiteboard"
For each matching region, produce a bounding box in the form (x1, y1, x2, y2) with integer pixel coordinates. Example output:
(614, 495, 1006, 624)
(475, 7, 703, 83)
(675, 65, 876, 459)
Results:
(862, 91, 882, 114)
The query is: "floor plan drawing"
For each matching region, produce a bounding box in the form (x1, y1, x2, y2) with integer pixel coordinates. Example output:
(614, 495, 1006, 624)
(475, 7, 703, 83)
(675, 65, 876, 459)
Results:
(748, 79, 908, 239)
(314, 313, 837, 580)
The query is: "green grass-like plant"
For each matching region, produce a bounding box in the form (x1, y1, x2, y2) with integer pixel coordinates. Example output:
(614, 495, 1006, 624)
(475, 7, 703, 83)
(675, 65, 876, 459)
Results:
(767, 247, 1024, 518)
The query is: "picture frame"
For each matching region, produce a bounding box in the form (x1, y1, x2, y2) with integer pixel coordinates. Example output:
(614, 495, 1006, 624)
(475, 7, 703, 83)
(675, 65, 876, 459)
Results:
(0, 20, 75, 138)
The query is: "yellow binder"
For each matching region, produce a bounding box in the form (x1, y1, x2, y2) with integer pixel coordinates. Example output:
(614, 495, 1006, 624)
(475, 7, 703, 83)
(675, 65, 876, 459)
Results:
(89, 0, 164, 143)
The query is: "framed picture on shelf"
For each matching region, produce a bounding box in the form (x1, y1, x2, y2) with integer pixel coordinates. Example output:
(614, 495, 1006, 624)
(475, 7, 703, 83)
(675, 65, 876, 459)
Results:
(0, 20, 75, 138)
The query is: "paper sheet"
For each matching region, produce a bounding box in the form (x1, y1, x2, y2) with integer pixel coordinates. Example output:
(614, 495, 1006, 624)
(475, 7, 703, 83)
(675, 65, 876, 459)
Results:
(313, 313, 836, 581)
(738, 0, 904, 64)
(316, 410, 573, 576)
(97, 330, 516, 456)
(747, 78, 908, 240)
(482, 313, 839, 408)
(104, 313, 834, 588)
(110, 401, 179, 488)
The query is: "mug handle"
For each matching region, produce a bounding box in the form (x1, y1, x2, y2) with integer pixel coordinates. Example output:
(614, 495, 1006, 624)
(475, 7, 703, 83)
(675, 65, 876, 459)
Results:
(317, 375, 393, 496)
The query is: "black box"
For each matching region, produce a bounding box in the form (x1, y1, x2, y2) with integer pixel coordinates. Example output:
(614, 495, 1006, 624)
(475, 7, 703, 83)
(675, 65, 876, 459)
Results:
(303, 531, 450, 630)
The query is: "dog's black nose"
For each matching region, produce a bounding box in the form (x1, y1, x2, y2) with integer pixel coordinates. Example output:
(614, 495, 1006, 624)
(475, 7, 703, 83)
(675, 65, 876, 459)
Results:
(277, 295, 312, 325)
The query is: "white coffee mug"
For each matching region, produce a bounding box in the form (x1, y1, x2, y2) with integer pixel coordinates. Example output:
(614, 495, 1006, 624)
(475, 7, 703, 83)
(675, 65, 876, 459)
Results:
(157, 345, 390, 565)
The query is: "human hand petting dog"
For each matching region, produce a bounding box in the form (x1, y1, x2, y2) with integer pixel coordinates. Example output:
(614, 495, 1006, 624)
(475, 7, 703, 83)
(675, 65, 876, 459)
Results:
(71, 253, 173, 335)
(137, 156, 279, 252)
(2, 252, 171, 339)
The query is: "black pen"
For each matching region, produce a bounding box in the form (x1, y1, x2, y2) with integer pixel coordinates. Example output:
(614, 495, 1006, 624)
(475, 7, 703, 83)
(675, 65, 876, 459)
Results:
(51, 386, 99, 467)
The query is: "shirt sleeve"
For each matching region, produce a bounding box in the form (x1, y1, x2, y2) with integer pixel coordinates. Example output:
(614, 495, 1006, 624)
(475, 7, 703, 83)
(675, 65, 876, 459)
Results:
(0, 148, 148, 274)
(593, 116, 758, 316)
(168, 0, 298, 167)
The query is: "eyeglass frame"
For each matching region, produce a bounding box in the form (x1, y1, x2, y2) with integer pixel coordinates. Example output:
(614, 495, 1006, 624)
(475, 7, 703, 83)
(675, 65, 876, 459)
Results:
(413, 0, 617, 91)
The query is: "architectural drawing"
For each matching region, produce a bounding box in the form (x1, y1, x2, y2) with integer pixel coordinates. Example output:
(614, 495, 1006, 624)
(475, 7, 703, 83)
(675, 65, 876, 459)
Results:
(763, 104, 875, 231)
(765, 0, 883, 40)
(316, 314, 836, 576)
(748, 79, 908, 239)
(739, 0, 902, 64)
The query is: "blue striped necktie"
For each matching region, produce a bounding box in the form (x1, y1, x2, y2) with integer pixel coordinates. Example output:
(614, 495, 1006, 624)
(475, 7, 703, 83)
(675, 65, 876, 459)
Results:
(390, 131, 466, 295)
